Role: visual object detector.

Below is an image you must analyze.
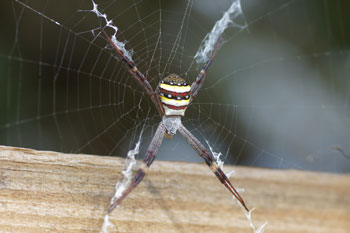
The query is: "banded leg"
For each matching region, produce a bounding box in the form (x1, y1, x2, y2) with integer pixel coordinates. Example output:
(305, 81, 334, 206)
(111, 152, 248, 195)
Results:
(102, 30, 164, 116)
(191, 37, 222, 98)
(178, 125, 249, 211)
(108, 122, 166, 214)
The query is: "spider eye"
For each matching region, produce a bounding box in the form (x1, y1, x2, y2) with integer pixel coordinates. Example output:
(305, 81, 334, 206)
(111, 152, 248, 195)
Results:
(177, 96, 181, 100)
(167, 94, 172, 98)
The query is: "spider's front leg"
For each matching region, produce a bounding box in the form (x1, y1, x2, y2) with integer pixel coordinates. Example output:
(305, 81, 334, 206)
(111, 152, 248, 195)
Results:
(108, 122, 166, 213)
(102, 30, 164, 116)
(191, 37, 222, 98)
(178, 125, 249, 212)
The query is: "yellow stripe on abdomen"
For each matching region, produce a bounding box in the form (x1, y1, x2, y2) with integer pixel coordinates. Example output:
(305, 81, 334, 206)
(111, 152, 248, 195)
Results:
(159, 83, 191, 93)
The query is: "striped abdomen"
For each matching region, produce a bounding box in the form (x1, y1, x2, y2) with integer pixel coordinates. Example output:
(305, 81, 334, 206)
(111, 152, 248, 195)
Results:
(158, 74, 191, 116)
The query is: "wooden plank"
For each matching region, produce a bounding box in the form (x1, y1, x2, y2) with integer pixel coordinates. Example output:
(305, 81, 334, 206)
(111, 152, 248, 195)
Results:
(0, 145, 349, 233)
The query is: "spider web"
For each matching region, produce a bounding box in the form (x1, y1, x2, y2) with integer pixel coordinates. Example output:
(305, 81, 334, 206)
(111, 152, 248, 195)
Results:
(1, 0, 350, 173)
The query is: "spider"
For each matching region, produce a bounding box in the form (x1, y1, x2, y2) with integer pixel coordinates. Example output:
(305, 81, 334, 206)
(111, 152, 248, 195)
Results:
(102, 30, 249, 213)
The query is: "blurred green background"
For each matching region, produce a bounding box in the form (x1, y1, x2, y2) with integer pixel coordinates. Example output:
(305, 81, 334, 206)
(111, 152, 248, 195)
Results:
(0, 0, 349, 173)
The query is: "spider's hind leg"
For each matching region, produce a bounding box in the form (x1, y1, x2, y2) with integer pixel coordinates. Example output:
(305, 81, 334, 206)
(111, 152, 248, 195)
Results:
(178, 125, 249, 212)
(108, 122, 166, 214)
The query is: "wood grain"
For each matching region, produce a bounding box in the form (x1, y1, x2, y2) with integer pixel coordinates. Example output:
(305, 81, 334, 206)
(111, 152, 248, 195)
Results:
(0, 145, 349, 233)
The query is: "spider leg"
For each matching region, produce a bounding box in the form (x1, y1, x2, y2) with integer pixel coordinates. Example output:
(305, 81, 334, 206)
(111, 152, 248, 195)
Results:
(102, 29, 164, 116)
(178, 125, 249, 212)
(108, 122, 166, 214)
(191, 37, 222, 99)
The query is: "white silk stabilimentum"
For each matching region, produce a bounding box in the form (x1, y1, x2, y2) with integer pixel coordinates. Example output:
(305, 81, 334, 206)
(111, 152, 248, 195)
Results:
(100, 130, 143, 233)
(194, 0, 246, 63)
(90, 0, 134, 62)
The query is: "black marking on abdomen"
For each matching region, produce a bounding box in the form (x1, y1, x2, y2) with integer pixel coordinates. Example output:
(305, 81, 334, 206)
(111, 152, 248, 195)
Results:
(158, 87, 191, 100)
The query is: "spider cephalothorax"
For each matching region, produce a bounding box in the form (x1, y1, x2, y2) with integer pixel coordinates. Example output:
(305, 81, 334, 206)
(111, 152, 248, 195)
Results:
(158, 74, 191, 116)
(102, 29, 249, 213)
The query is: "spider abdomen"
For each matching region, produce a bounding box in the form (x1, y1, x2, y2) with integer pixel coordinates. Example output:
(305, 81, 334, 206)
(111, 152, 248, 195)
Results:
(158, 74, 191, 116)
